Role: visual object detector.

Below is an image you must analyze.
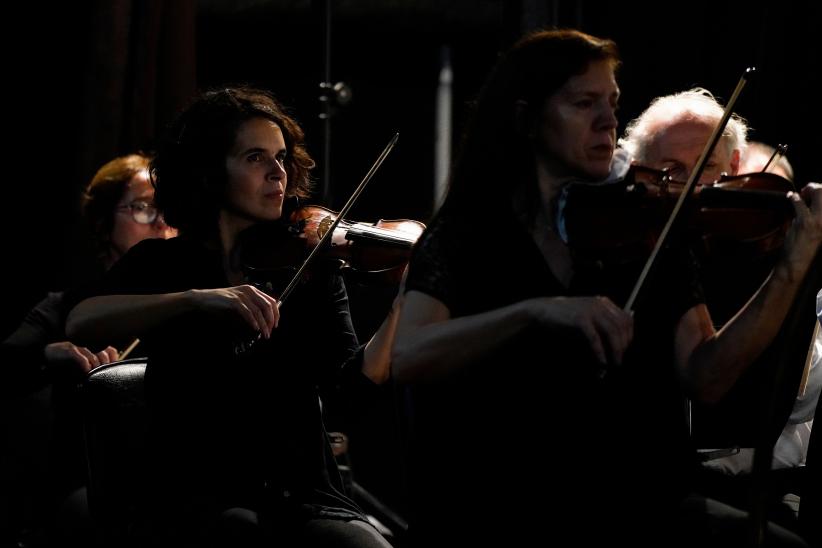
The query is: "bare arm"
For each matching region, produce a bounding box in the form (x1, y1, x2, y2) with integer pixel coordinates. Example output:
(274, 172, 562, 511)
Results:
(66, 286, 279, 347)
(391, 290, 633, 383)
(361, 289, 404, 385)
(676, 184, 822, 404)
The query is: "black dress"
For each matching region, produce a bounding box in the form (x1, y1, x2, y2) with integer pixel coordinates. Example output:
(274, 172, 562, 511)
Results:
(2, 291, 69, 396)
(403, 208, 704, 545)
(1, 291, 93, 520)
(86, 236, 376, 542)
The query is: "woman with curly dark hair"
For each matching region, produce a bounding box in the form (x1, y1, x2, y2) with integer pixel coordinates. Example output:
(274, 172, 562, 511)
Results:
(67, 87, 398, 547)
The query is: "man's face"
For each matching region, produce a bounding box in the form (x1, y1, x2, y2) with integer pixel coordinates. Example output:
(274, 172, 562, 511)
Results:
(642, 118, 739, 184)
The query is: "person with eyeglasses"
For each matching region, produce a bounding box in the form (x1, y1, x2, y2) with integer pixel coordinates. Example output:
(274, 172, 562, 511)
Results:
(620, 89, 822, 536)
(3, 153, 176, 393)
(1, 153, 176, 546)
(90, 154, 177, 269)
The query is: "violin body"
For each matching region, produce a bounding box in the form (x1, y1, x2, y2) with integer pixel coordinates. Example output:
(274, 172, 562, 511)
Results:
(237, 205, 425, 294)
(563, 165, 796, 274)
(289, 205, 425, 276)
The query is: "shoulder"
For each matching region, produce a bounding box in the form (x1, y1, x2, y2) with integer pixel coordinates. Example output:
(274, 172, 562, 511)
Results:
(119, 236, 211, 266)
(406, 213, 476, 307)
(413, 213, 474, 264)
(104, 236, 216, 293)
(18, 291, 68, 330)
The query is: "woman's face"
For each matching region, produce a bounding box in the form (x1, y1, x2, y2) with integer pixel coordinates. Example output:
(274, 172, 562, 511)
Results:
(221, 117, 288, 235)
(533, 59, 620, 181)
(110, 169, 177, 262)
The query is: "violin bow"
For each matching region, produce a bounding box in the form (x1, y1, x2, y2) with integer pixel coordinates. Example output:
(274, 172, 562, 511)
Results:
(118, 337, 140, 360)
(623, 68, 755, 313)
(277, 132, 399, 305)
(761, 143, 788, 174)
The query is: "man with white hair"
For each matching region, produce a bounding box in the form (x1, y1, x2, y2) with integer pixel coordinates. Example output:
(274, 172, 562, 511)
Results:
(620, 88, 821, 532)
(620, 87, 748, 184)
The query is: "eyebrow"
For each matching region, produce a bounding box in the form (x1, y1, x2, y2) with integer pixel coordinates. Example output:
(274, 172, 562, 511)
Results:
(564, 88, 621, 102)
(239, 145, 287, 155)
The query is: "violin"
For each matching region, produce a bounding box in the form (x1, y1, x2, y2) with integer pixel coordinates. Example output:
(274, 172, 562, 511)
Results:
(289, 205, 424, 272)
(238, 203, 425, 293)
(563, 163, 797, 274)
(232, 133, 410, 356)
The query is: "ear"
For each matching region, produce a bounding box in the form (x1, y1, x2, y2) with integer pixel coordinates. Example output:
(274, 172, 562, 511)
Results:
(729, 149, 740, 176)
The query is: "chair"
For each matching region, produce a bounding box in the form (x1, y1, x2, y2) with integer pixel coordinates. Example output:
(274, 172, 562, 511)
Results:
(798, 389, 819, 545)
(328, 431, 409, 542)
(81, 358, 149, 546)
(81, 356, 410, 546)
(690, 251, 821, 547)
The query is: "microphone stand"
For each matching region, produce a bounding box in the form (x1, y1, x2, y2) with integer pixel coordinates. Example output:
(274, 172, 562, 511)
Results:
(316, 0, 352, 205)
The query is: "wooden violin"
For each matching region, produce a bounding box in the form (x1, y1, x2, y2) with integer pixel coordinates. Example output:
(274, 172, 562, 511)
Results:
(238, 203, 425, 292)
(563, 163, 797, 273)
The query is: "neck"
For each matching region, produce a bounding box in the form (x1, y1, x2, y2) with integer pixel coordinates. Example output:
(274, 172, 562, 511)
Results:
(218, 213, 252, 284)
(534, 160, 573, 229)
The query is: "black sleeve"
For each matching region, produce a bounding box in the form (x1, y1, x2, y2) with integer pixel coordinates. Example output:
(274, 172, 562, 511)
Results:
(62, 239, 189, 317)
(0, 292, 67, 396)
(405, 215, 464, 310)
(661, 244, 706, 325)
(316, 270, 388, 427)
(320, 270, 369, 388)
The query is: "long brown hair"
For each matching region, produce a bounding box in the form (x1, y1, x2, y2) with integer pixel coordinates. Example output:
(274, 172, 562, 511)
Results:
(441, 29, 619, 222)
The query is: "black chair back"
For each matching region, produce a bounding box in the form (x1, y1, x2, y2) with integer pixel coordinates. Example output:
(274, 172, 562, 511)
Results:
(82, 358, 148, 545)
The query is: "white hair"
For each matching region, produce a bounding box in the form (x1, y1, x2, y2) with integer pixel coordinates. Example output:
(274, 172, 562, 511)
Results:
(619, 88, 748, 163)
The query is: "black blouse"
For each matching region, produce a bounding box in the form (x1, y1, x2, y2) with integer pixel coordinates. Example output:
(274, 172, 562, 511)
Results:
(85, 236, 372, 523)
(404, 207, 705, 541)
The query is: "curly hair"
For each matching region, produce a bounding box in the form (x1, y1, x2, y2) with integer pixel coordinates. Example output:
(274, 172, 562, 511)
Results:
(82, 153, 152, 256)
(151, 87, 315, 237)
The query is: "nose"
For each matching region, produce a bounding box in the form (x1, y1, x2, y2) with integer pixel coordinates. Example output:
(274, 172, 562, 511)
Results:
(603, 110, 618, 131)
(267, 157, 287, 182)
(153, 215, 178, 237)
(597, 103, 618, 132)
(153, 213, 169, 228)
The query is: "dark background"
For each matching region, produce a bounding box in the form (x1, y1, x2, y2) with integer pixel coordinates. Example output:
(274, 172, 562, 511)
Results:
(3, 0, 821, 335)
(2, 0, 820, 520)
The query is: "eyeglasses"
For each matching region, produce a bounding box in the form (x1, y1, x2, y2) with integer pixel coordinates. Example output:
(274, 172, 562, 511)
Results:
(116, 200, 160, 224)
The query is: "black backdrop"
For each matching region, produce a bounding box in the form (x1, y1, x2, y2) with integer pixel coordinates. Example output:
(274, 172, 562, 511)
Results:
(3, 0, 821, 335)
(2, 0, 820, 519)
